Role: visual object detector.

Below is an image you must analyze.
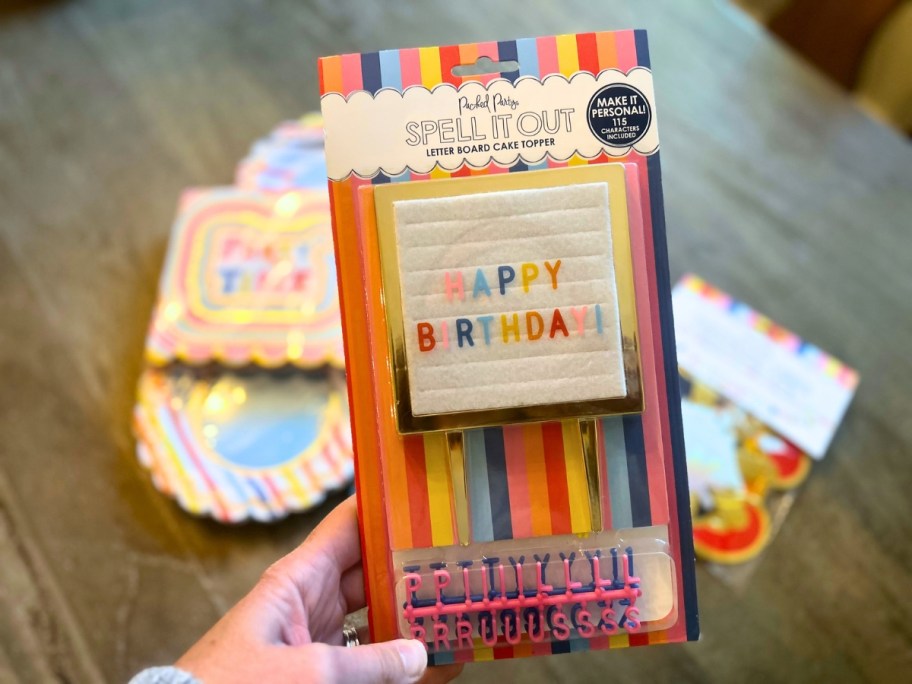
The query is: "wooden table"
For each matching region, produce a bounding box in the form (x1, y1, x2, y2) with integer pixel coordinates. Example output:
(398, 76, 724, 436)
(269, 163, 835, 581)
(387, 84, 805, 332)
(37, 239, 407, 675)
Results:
(1, 0, 909, 681)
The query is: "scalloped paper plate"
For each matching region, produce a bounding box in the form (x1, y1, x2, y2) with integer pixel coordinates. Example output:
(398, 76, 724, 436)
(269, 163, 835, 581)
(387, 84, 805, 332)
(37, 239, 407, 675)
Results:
(133, 366, 353, 522)
(145, 187, 344, 369)
(235, 115, 327, 193)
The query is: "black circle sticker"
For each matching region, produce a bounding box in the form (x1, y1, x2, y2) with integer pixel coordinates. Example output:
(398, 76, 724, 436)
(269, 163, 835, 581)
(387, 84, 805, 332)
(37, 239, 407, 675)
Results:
(586, 84, 652, 148)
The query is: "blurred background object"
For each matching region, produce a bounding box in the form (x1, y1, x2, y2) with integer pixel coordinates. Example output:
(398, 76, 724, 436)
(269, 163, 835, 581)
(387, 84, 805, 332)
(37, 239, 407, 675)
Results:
(734, 0, 912, 132)
(674, 274, 858, 586)
(133, 117, 352, 524)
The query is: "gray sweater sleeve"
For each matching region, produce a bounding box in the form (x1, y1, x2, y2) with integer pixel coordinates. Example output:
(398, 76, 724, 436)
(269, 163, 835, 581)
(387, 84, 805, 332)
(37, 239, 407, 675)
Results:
(128, 666, 201, 684)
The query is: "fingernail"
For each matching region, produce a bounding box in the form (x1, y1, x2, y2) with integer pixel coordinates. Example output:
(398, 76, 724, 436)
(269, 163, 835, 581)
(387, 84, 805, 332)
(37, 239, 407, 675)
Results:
(396, 639, 428, 679)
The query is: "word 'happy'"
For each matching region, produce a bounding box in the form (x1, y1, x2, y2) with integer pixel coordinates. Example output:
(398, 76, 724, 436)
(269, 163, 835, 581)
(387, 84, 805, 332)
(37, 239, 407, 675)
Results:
(415, 259, 607, 352)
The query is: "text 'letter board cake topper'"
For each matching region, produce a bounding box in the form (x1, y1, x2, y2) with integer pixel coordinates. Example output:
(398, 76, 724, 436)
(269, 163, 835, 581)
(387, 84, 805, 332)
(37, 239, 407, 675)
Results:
(374, 165, 644, 544)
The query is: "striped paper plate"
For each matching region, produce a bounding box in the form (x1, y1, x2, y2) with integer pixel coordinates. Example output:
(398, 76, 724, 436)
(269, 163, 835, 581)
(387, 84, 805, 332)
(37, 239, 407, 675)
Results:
(133, 366, 353, 522)
(235, 115, 326, 193)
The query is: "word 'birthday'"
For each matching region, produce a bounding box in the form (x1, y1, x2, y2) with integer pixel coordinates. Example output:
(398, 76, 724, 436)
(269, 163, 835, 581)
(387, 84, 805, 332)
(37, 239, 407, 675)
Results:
(401, 548, 642, 651)
(415, 259, 607, 352)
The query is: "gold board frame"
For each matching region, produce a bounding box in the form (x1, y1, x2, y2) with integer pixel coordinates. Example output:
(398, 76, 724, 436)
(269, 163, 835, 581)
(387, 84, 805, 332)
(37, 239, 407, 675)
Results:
(374, 165, 643, 434)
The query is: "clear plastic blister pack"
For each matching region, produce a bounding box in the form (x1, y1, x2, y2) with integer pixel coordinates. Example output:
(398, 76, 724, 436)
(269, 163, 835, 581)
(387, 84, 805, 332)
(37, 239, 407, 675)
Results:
(393, 531, 678, 651)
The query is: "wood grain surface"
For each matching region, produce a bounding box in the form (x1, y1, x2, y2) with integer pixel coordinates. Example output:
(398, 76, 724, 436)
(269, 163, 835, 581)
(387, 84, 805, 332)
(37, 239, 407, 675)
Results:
(0, 1, 910, 682)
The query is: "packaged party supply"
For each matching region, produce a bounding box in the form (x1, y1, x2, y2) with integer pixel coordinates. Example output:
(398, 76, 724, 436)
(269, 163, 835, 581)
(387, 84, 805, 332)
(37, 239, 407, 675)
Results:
(145, 187, 343, 369)
(673, 275, 858, 577)
(320, 31, 698, 662)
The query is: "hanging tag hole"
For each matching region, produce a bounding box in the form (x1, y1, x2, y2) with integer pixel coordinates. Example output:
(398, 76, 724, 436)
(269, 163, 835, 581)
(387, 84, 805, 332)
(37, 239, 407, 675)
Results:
(451, 56, 520, 77)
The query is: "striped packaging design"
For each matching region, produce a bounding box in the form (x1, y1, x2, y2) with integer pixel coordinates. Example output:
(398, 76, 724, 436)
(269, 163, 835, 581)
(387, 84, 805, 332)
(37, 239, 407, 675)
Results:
(320, 31, 698, 661)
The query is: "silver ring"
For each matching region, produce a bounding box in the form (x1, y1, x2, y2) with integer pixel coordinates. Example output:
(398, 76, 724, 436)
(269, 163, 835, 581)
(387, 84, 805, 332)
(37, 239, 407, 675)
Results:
(342, 625, 360, 648)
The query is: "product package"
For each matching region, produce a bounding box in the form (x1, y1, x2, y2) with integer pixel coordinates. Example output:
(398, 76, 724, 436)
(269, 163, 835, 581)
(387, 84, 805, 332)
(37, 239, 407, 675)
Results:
(673, 275, 858, 579)
(320, 31, 698, 662)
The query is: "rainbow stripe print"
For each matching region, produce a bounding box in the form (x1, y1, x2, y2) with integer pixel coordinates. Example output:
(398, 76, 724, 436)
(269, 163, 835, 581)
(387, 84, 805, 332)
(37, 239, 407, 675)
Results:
(679, 274, 859, 390)
(320, 30, 699, 662)
(388, 417, 657, 550)
(133, 367, 353, 522)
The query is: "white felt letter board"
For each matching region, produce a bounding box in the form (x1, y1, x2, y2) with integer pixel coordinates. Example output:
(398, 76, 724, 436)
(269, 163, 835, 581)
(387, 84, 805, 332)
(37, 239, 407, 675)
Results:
(392, 183, 627, 417)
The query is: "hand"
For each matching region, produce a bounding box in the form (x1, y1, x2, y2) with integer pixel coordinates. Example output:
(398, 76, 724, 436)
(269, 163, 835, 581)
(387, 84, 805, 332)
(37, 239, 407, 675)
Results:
(176, 496, 463, 684)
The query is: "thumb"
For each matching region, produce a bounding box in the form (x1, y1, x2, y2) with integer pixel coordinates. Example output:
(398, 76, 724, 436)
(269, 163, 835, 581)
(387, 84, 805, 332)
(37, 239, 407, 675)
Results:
(319, 638, 428, 684)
